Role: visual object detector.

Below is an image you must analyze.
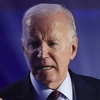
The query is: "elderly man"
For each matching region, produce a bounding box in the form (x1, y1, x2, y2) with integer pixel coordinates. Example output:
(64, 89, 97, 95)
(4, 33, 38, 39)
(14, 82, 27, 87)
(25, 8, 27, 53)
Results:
(0, 3, 100, 100)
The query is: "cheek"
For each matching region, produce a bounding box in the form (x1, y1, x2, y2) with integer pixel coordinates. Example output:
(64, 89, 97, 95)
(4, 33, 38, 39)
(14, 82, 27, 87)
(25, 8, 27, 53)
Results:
(53, 53, 69, 79)
(53, 46, 71, 68)
(24, 49, 39, 67)
(56, 54, 70, 67)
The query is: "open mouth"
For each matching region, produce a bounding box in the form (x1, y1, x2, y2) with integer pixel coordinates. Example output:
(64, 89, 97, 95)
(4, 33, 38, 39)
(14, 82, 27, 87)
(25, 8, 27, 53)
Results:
(34, 66, 54, 70)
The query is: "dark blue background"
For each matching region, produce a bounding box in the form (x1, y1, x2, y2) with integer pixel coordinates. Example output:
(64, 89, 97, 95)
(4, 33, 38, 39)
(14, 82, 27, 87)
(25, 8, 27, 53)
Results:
(0, 0, 100, 88)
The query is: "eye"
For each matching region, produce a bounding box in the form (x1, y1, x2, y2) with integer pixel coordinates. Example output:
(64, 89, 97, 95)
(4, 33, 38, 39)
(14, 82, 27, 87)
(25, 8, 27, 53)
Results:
(27, 41, 40, 50)
(48, 41, 57, 47)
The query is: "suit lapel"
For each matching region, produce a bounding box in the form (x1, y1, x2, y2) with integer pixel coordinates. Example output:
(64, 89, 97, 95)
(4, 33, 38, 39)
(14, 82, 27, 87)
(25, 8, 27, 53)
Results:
(13, 72, 37, 100)
(69, 70, 96, 100)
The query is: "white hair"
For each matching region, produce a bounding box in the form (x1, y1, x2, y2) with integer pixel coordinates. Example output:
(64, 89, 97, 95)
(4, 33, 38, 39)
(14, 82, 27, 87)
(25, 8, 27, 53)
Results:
(22, 3, 77, 42)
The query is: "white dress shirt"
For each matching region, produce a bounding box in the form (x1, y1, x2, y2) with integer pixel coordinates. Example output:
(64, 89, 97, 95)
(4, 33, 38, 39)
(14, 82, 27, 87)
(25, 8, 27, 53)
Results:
(30, 72, 73, 100)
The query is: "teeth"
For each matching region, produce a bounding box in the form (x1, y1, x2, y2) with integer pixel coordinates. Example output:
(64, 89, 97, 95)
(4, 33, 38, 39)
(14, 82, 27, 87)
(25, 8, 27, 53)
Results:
(35, 66, 53, 70)
(42, 66, 51, 70)
(35, 66, 53, 71)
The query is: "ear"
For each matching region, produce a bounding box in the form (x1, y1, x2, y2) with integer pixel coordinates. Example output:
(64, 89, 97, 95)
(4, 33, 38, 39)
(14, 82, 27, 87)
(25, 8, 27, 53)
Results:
(70, 37, 78, 60)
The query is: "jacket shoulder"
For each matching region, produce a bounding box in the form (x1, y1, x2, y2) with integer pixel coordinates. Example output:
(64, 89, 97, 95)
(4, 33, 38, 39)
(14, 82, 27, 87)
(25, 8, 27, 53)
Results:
(0, 73, 35, 99)
(0, 78, 25, 97)
(69, 69, 100, 91)
(80, 75, 100, 89)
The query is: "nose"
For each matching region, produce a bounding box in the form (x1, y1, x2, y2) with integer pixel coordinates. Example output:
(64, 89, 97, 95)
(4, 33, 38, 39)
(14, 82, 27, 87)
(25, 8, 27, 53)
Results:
(37, 43, 49, 59)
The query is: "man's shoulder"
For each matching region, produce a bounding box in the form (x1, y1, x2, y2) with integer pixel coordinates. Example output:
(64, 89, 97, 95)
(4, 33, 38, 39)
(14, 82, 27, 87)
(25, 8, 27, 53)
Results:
(70, 70, 100, 90)
(69, 70, 100, 99)
(80, 74, 100, 83)
(0, 73, 35, 100)
(80, 74, 100, 90)
(0, 78, 26, 97)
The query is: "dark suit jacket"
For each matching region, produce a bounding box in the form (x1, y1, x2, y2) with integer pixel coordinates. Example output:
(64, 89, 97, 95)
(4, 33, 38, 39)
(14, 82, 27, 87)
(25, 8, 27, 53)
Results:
(0, 70, 100, 100)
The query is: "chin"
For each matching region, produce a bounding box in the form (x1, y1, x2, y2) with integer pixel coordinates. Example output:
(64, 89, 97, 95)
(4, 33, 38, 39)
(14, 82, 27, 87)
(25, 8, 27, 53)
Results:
(41, 74, 55, 83)
(40, 75, 60, 88)
(42, 79, 60, 90)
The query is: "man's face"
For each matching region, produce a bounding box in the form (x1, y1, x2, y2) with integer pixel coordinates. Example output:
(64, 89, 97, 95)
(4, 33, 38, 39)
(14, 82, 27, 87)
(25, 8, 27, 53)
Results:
(23, 14, 78, 89)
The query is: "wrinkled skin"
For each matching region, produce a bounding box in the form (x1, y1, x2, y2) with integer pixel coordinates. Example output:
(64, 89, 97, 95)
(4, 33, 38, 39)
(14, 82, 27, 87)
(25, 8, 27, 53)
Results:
(23, 13, 78, 89)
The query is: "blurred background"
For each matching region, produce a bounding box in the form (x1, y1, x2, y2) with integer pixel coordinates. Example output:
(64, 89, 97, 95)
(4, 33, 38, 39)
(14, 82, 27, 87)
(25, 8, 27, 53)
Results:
(0, 0, 100, 88)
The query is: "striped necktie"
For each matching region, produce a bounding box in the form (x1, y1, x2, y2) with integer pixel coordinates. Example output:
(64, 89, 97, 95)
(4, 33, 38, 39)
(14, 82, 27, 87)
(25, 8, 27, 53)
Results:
(47, 91, 61, 100)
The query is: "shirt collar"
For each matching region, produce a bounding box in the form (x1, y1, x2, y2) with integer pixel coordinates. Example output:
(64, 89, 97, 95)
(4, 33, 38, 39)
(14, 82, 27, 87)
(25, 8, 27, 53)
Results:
(30, 72, 73, 100)
(57, 72, 73, 100)
(30, 73, 52, 100)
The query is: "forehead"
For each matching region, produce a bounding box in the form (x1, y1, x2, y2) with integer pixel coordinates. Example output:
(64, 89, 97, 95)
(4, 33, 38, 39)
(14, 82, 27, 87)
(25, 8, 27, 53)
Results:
(23, 13, 68, 40)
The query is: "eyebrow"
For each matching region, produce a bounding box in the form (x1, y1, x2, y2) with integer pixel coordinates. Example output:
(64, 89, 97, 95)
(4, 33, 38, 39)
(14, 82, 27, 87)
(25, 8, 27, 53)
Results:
(27, 32, 60, 42)
(47, 37, 59, 42)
